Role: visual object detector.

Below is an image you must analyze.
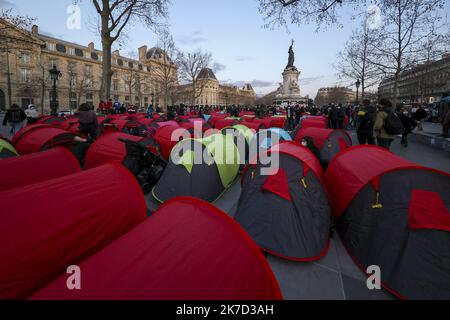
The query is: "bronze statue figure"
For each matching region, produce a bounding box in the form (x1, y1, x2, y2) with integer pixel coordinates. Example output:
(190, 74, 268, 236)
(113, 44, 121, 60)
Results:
(287, 39, 295, 69)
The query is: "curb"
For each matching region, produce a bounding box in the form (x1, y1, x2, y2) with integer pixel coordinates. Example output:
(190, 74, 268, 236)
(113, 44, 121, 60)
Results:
(409, 132, 450, 152)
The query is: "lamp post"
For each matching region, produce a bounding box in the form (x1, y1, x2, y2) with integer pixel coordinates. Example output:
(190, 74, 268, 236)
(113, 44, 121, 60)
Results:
(49, 65, 62, 116)
(355, 79, 361, 105)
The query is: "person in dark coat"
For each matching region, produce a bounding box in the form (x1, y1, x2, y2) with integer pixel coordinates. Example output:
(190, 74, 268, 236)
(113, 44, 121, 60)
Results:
(328, 104, 338, 129)
(77, 103, 99, 139)
(397, 107, 416, 147)
(2, 104, 27, 136)
(357, 99, 377, 145)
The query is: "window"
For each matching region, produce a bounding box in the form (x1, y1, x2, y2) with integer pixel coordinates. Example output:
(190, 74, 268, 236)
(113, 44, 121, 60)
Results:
(125, 84, 130, 92)
(86, 93, 94, 101)
(125, 96, 130, 102)
(56, 43, 66, 53)
(67, 47, 75, 55)
(138, 64, 143, 71)
(135, 96, 140, 102)
(91, 52, 99, 60)
(128, 61, 134, 69)
(113, 79, 119, 91)
(19, 68, 32, 82)
(20, 53, 31, 65)
(114, 95, 120, 100)
(75, 48, 84, 57)
(47, 42, 56, 51)
(49, 59, 57, 68)
(117, 59, 124, 66)
(85, 65, 93, 76)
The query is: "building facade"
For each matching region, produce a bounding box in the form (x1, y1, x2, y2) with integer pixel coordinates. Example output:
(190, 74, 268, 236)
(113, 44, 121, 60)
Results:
(378, 54, 450, 104)
(314, 87, 357, 106)
(176, 68, 256, 107)
(0, 19, 177, 113)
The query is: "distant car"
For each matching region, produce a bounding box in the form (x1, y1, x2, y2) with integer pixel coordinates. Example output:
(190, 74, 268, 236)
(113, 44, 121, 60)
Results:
(58, 110, 74, 117)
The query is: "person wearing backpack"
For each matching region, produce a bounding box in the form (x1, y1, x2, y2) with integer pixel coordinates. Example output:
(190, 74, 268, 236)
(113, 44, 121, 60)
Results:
(374, 99, 403, 150)
(357, 100, 376, 145)
(2, 104, 27, 136)
(397, 107, 417, 147)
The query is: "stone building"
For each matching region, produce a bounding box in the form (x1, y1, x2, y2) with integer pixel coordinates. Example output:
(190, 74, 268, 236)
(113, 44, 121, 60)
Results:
(176, 68, 256, 107)
(314, 87, 356, 106)
(0, 19, 177, 113)
(378, 54, 450, 104)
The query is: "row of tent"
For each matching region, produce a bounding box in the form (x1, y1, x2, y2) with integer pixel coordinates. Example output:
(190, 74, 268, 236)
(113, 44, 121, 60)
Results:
(2, 113, 449, 299)
(1, 141, 448, 299)
(0, 163, 282, 299)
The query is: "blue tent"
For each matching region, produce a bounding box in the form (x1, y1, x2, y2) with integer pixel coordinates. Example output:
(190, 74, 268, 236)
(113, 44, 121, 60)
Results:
(252, 128, 293, 149)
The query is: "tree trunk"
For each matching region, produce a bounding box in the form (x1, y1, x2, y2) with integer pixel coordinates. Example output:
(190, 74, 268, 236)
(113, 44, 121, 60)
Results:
(100, 8, 113, 102)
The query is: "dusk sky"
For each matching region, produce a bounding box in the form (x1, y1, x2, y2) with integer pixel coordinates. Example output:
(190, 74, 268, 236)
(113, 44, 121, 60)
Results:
(3, 0, 450, 98)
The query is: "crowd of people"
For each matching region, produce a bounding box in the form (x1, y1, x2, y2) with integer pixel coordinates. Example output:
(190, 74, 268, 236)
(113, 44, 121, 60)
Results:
(2, 93, 450, 150)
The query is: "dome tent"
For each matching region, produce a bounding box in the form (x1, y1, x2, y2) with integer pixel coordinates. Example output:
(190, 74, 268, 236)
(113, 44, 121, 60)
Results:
(85, 132, 145, 169)
(251, 128, 292, 151)
(32, 197, 282, 300)
(0, 148, 81, 192)
(221, 124, 255, 171)
(0, 164, 147, 299)
(294, 127, 352, 168)
(14, 126, 76, 155)
(0, 137, 18, 159)
(325, 145, 450, 299)
(235, 142, 331, 261)
(152, 134, 240, 203)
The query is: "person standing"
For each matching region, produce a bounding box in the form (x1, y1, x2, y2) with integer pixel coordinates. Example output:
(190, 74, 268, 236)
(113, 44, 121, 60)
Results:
(414, 105, 428, 131)
(374, 99, 401, 150)
(337, 104, 345, 129)
(438, 96, 449, 138)
(357, 100, 377, 145)
(329, 104, 338, 129)
(77, 103, 99, 140)
(2, 104, 27, 136)
(25, 104, 40, 124)
(397, 107, 416, 147)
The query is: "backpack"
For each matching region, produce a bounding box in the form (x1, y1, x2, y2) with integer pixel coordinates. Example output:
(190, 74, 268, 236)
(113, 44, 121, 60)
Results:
(384, 111, 404, 135)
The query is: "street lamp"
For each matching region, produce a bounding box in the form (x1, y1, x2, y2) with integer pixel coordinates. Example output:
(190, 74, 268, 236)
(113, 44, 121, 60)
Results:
(355, 79, 361, 105)
(49, 65, 62, 116)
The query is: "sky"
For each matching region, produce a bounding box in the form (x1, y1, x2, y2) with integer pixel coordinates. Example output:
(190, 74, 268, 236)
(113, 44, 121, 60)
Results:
(2, 0, 449, 99)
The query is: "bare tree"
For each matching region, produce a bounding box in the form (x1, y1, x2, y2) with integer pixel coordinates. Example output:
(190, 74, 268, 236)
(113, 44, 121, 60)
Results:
(66, 61, 78, 110)
(152, 29, 178, 109)
(177, 49, 212, 105)
(76, 68, 96, 106)
(371, 0, 447, 105)
(257, 0, 360, 29)
(77, 0, 170, 101)
(334, 20, 383, 99)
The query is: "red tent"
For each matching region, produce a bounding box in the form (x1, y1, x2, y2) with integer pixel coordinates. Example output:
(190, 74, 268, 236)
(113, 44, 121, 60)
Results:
(102, 119, 147, 135)
(12, 124, 51, 145)
(214, 118, 239, 130)
(301, 117, 327, 129)
(32, 197, 282, 300)
(153, 125, 186, 160)
(151, 120, 179, 129)
(36, 116, 65, 126)
(14, 127, 76, 155)
(325, 145, 450, 299)
(240, 121, 264, 131)
(0, 147, 81, 192)
(85, 132, 143, 169)
(59, 118, 79, 133)
(0, 164, 147, 299)
(325, 145, 417, 218)
(209, 114, 228, 127)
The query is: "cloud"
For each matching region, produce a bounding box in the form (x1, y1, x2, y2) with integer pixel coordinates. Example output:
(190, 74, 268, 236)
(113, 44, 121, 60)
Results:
(235, 56, 254, 62)
(0, 0, 14, 8)
(221, 79, 278, 89)
(176, 31, 208, 45)
(300, 76, 323, 86)
(213, 61, 226, 73)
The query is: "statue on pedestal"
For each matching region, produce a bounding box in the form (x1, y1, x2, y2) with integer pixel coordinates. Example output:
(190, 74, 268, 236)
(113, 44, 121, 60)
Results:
(286, 39, 295, 69)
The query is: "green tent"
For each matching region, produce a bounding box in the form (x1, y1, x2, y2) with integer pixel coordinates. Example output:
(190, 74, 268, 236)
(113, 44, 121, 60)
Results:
(0, 138, 19, 159)
(152, 134, 240, 203)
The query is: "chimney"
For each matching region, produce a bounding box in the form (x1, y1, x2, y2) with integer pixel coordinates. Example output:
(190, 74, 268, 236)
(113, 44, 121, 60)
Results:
(31, 25, 39, 35)
(138, 45, 147, 61)
(88, 42, 95, 51)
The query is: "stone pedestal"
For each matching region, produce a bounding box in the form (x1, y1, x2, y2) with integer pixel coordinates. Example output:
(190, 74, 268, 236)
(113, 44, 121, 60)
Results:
(282, 67, 301, 97)
(274, 67, 306, 104)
